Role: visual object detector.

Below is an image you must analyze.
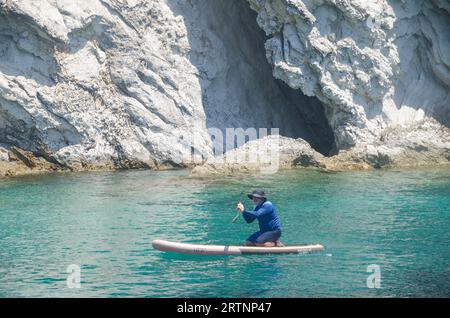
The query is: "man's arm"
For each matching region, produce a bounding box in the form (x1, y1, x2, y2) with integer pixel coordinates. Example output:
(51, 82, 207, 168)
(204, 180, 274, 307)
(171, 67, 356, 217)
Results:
(242, 211, 256, 223)
(243, 203, 272, 218)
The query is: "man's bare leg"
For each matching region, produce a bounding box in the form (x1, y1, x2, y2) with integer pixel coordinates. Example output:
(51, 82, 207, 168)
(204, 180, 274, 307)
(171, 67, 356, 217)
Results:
(245, 241, 255, 246)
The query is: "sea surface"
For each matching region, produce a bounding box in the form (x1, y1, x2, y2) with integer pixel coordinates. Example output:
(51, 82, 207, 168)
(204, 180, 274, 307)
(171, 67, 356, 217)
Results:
(0, 168, 449, 297)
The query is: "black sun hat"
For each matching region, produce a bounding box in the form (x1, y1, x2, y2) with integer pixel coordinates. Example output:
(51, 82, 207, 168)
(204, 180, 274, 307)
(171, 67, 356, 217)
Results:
(247, 189, 266, 200)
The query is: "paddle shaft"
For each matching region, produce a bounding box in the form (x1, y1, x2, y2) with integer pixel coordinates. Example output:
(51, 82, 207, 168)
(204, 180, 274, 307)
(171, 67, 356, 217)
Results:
(232, 191, 244, 223)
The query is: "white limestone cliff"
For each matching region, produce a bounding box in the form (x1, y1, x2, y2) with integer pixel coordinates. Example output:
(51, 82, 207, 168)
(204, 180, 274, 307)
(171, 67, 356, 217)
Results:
(0, 0, 334, 176)
(0, 0, 449, 177)
(247, 0, 450, 149)
(0, 0, 213, 172)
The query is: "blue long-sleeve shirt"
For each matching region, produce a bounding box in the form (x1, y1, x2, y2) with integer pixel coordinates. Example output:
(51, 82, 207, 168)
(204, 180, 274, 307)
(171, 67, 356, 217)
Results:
(243, 200, 282, 232)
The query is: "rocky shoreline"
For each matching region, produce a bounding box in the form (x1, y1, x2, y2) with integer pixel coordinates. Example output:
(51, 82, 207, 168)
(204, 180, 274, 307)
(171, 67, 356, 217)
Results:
(2, 119, 448, 178)
(1, 1, 449, 177)
(191, 120, 450, 176)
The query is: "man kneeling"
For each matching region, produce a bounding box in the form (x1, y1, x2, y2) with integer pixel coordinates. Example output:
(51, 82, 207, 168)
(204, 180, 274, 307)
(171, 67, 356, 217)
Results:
(236, 189, 283, 247)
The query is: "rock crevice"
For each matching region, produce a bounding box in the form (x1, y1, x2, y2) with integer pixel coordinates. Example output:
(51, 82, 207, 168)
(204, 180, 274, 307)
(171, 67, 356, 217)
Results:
(0, 0, 449, 177)
(247, 0, 450, 150)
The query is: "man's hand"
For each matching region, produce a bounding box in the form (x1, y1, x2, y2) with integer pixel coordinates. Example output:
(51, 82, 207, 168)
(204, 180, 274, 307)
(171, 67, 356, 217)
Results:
(236, 202, 245, 212)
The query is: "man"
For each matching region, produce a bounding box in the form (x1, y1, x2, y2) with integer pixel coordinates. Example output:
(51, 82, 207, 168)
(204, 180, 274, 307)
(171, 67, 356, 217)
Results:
(236, 189, 283, 247)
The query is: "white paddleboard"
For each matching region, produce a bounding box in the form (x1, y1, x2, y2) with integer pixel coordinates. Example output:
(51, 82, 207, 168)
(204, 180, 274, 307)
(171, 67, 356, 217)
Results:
(152, 239, 324, 255)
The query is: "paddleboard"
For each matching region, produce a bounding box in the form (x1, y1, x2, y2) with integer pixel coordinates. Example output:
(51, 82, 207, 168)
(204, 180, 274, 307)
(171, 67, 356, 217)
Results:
(152, 239, 324, 255)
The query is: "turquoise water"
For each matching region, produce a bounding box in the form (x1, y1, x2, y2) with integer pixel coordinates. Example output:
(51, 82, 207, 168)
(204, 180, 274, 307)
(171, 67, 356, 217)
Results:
(0, 168, 449, 297)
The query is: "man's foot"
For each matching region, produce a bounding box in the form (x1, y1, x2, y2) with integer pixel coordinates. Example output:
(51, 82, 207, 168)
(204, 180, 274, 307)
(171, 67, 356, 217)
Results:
(255, 242, 276, 247)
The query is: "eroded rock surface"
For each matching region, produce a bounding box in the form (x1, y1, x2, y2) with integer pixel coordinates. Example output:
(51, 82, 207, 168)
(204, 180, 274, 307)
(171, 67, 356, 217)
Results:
(190, 135, 326, 176)
(0, 0, 335, 176)
(191, 119, 450, 176)
(247, 0, 450, 149)
(0, 0, 449, 177)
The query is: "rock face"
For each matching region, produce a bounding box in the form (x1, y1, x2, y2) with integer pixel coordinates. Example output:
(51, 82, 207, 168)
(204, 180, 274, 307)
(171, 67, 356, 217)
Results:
(0, 0, 449, 177)
(190, 135, 327, 176)
(247, 0, 450, 149)
(192, 118, 450, 175)
(0, 0, 334, 176)
(0, 0, 212, 172)
(325, 119, 450, 170)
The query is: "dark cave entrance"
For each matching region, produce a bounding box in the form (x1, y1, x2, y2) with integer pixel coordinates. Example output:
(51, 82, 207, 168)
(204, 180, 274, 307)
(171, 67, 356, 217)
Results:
(168, 0, 335, 156)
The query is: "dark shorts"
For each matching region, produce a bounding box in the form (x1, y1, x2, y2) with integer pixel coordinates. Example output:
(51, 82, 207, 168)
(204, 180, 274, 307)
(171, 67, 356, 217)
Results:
(246, 229, 282, 243)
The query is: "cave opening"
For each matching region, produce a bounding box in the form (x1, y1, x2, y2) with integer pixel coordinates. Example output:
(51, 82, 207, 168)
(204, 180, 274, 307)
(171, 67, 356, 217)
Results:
(167, 0, 335, 156)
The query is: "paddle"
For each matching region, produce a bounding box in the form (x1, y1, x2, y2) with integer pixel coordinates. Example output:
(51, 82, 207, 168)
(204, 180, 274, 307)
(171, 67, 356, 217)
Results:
(232, 191, 244, 223)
